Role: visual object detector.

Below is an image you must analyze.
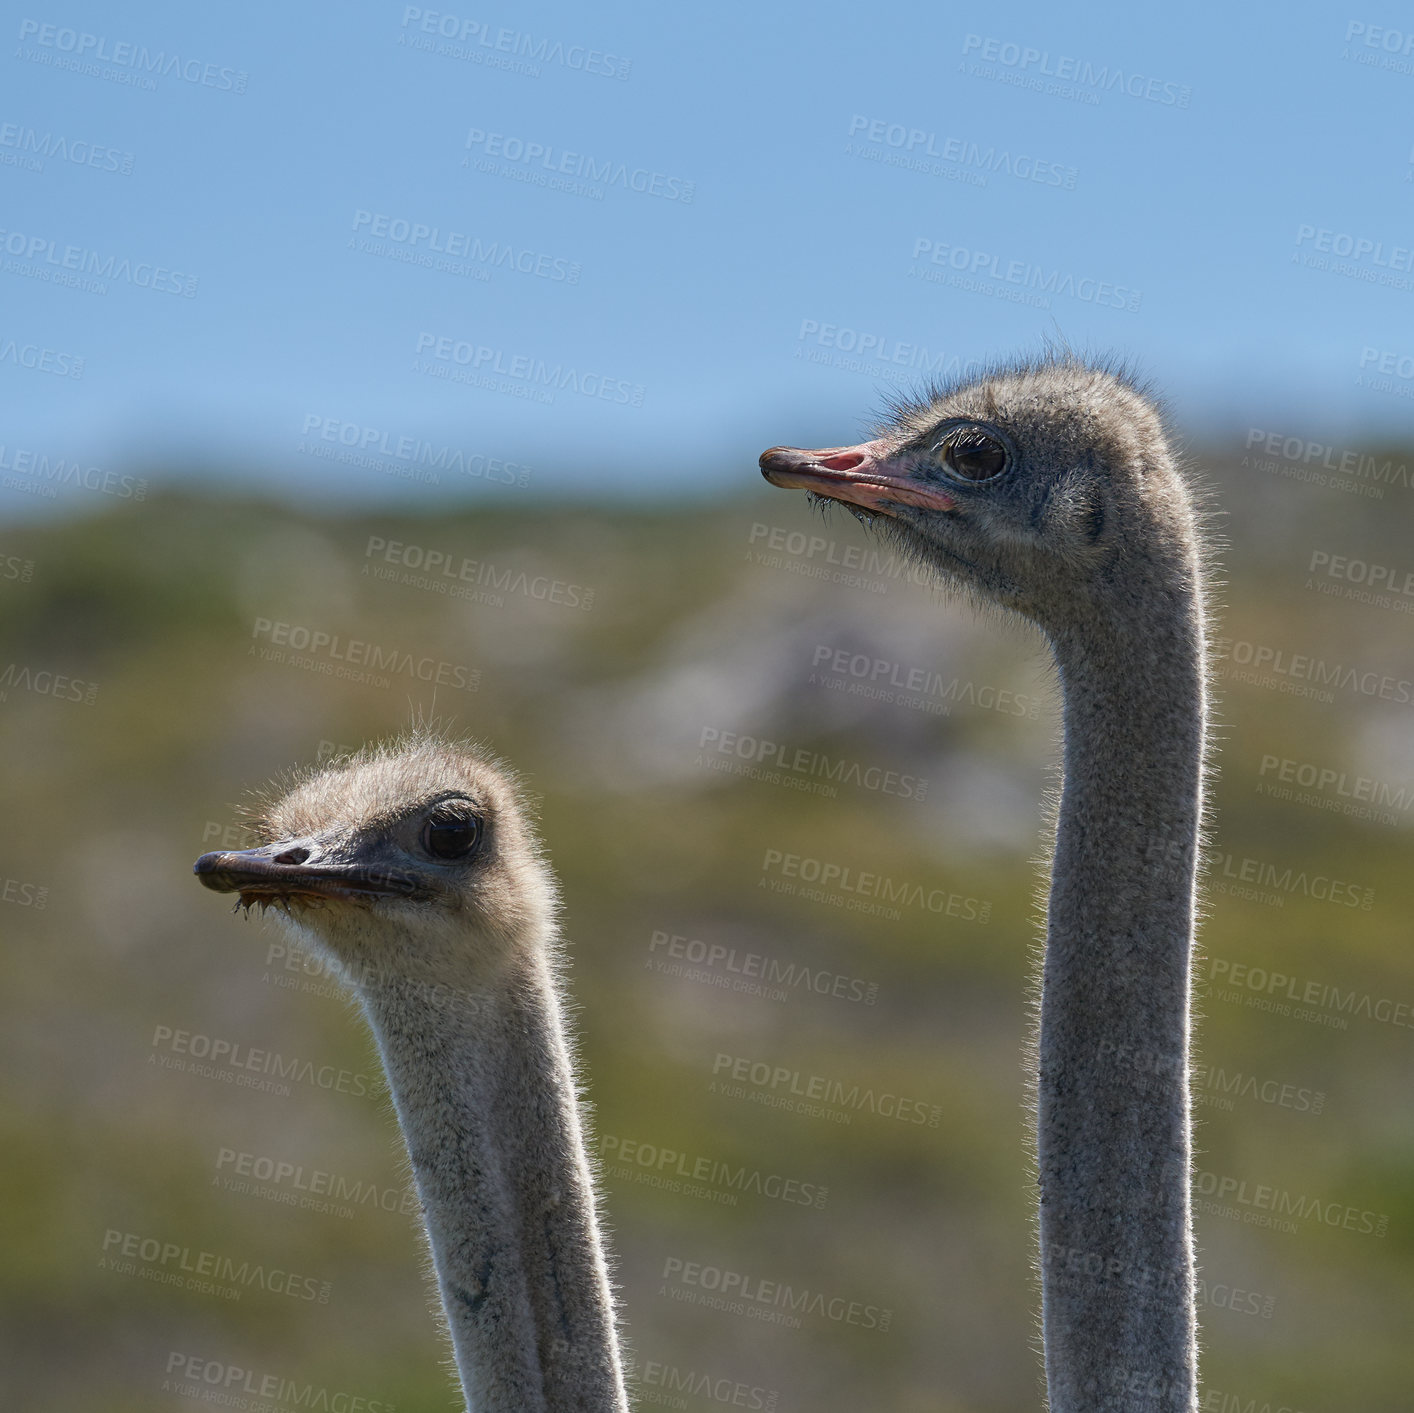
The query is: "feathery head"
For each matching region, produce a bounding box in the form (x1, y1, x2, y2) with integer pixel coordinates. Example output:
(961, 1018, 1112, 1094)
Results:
(194, 731, 556, 987)
(761, 352, 1202, 637)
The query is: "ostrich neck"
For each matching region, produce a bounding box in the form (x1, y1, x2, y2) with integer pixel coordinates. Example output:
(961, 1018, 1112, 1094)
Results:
(1040, 603, 1205, 1413)
(358, 955, 627, 1413)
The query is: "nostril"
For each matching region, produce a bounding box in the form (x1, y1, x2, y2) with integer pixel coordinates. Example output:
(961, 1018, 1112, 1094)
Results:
(817, 452, 865, 472)
(274, 847, 311, 866)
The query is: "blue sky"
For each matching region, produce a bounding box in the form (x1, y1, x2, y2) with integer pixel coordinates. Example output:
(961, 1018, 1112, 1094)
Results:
(4, 0, 1414, 512)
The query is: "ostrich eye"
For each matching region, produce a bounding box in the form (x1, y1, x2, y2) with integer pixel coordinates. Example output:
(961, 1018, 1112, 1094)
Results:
(421, 810, 482, 861)
(939, 430, 1009, 482)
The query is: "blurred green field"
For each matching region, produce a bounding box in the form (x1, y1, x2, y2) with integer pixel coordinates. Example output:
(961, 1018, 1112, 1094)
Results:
(2, 448, 1411, 1411)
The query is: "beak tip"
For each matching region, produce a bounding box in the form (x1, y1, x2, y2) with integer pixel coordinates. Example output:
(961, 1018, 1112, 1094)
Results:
(760, 446, 812, 488)
(193, 852, 235, 892)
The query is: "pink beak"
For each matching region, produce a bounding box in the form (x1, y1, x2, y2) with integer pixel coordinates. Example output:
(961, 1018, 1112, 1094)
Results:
(758, 440, 955, 514)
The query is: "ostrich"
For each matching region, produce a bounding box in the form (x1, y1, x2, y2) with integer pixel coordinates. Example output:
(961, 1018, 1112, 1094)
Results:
(193, 734, 629, 1413)
(760, 354, 1211, 1413)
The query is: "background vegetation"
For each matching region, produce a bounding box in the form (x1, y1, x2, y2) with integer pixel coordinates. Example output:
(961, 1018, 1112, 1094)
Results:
(2, 442, 1410, 1411)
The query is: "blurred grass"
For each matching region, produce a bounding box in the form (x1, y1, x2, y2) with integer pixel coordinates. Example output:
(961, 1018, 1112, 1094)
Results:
(1, 453, 1411, 1411)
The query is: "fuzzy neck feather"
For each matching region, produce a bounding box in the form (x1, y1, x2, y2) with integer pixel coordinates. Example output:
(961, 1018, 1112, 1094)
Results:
(1037, 579, 1206, 1413)
(356, 948, 628, 1413)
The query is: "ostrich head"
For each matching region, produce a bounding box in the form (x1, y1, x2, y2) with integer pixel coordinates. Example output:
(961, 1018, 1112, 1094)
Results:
(760, 356, 1199, 642)
(193, 735, 555, 989)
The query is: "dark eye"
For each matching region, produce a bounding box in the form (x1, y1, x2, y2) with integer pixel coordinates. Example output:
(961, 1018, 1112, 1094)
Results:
(939, 431, 1008, 482)
(422, 811, 482, 860)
